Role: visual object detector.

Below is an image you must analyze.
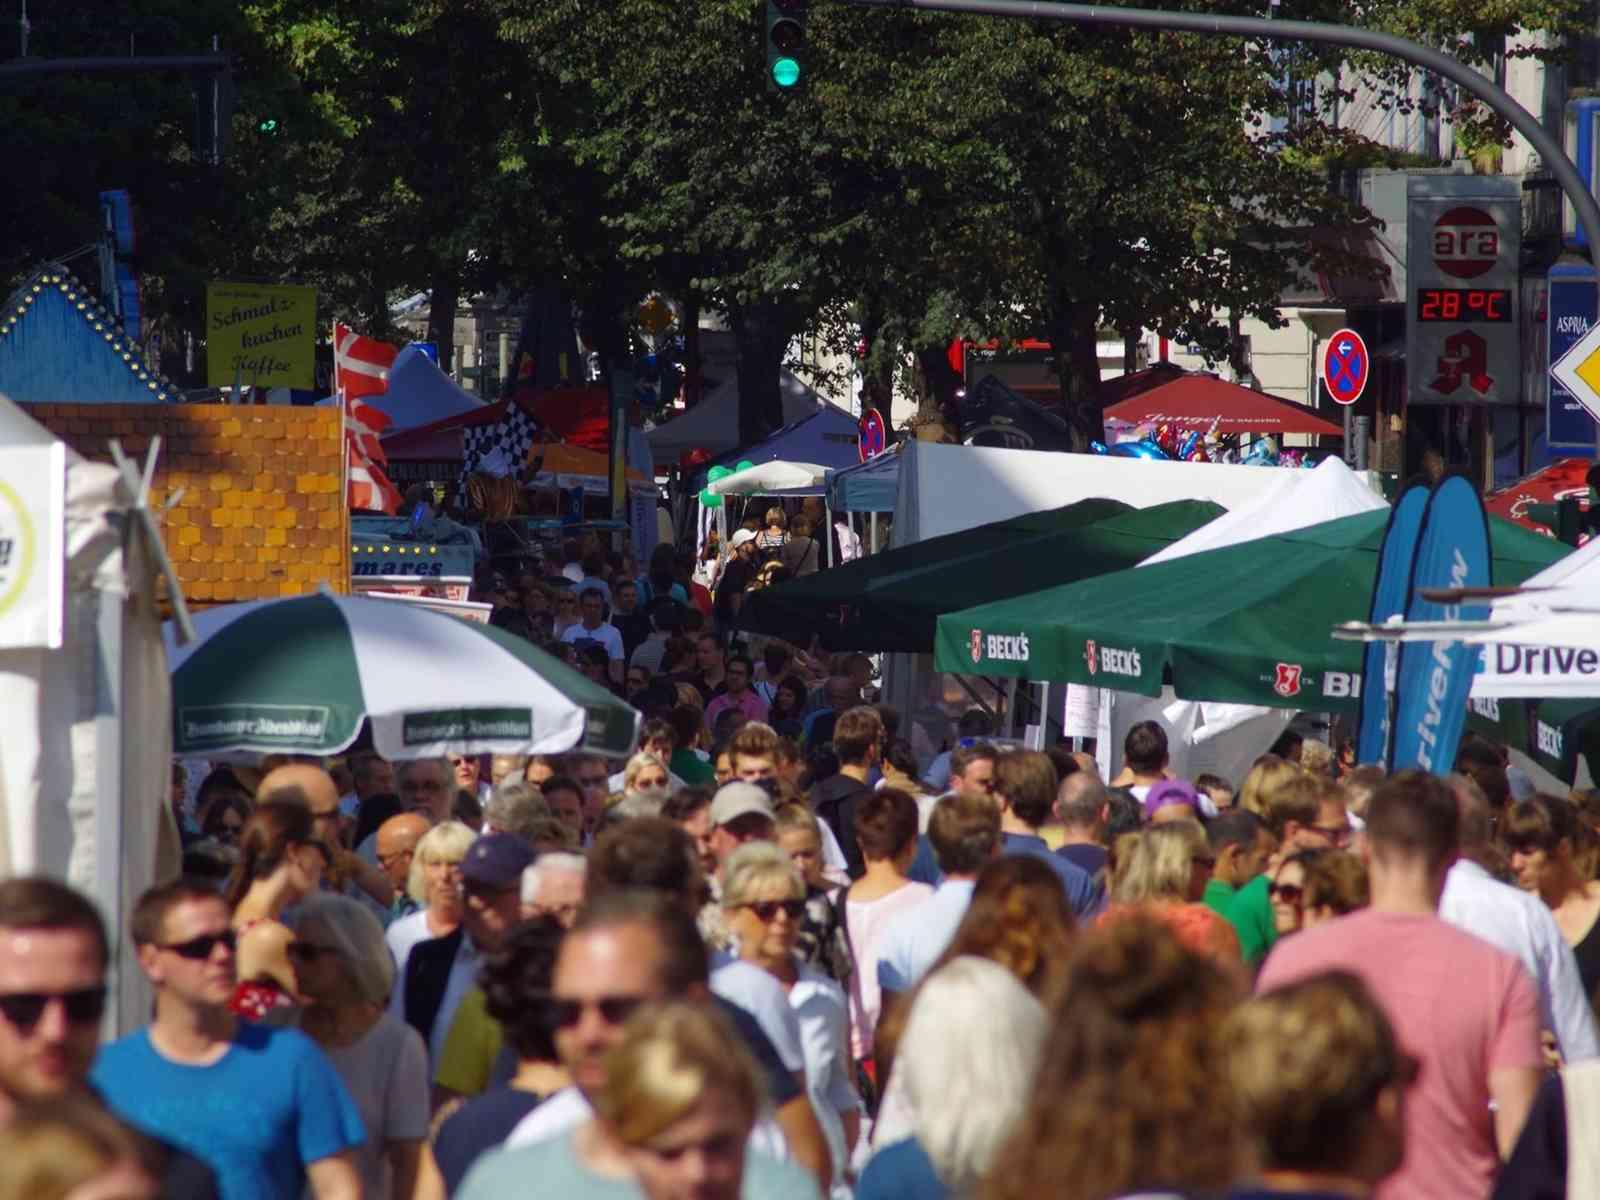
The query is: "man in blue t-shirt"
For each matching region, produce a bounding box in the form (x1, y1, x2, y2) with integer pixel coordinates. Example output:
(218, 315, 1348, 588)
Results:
(91, 881, 365, 1200)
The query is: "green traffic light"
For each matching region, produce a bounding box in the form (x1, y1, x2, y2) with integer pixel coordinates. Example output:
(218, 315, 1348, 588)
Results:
(771, 57, 801, 88)
(259, 118, 279, 134)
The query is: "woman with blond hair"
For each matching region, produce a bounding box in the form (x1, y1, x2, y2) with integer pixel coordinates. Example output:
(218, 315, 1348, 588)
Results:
(861, 957, 1048, 1199)
(456, 1002, 816, 1200)
(1238, 753, 1304, 822)
(757, 506, 790, 554)
(985, 917, 1246, 1200)
(0, 1097, 160, 1200)
(608, 752, 675, 822)
(384, 819, 475, 984)
(1100, 821, 1242, 969)
(722, 842, 861, 1194)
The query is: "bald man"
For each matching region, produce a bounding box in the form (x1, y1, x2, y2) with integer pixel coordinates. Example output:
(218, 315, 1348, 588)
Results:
(258, 763, 394, 908)
(376, 813, 431, 924)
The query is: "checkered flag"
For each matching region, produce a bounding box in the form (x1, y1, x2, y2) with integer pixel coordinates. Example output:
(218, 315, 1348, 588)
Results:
(459, 402, 543, 501)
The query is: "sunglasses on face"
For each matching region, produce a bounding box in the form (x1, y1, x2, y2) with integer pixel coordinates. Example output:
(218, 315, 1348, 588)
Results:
(546, 994, 649, 1029)
(1269, 882, 1304, 905)
(743, 899, 805, 922)
(0, 987, 107, 1031)
(159, 930, 238, 960)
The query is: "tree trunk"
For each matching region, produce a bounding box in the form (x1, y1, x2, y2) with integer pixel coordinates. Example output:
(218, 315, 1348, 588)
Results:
(858, 298, 894, 418)
(427, 273, 460, 382)
(1047, 296, 1105, 452)
(727, 301, 790, 447)
(682, 293, 703, 407)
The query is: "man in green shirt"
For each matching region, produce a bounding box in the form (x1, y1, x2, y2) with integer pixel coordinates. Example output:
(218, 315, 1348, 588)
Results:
(1202, 808, 1276, 967)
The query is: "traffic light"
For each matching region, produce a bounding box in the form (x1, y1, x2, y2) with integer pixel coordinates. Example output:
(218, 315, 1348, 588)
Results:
(765, 0, 807, 93)
(258, 116, 280, 135)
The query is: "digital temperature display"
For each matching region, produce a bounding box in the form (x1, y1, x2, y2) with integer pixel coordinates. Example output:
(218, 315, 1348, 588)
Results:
(1415, 288, 1512, 323)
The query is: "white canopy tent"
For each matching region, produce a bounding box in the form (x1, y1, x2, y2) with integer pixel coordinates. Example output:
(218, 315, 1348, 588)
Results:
(707, 460, 830, 495)
(0, 395, 182, 1035)
(888, 440, 1383, 547)
(1088, 457, 1390, 780)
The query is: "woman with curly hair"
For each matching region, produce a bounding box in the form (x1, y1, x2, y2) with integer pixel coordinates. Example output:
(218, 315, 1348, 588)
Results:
(984, 916, 1246, 1200)
(1271, 849, 1369, 938)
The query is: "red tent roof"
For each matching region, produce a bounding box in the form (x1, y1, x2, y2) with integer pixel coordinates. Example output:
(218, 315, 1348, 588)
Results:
(1484, 457, 1591, 536)
(1103, 373, 1344, 436)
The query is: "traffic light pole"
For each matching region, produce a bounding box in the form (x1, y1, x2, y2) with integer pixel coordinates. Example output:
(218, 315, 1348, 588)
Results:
(842, 0, 1600, 258)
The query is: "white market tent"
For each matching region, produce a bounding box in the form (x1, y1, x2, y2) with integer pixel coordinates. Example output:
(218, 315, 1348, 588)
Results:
(1091, 457, 1390, 783)
(879, 444, 1388, 778)
(0, 394, 181, 1035)
(708, 460, 830, 495)
(1463, 534, 1600, 697)
(887, 440, 1374, 547)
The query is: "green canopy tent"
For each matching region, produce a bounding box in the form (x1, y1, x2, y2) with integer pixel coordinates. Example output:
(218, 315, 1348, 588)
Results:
(934, 510, 1567, 713)
(1467, 697, 1600, 787)
(740, 498, 1225, 653)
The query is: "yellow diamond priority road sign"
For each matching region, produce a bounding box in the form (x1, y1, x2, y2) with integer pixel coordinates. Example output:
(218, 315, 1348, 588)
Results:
(1551, 318, 1600, 423)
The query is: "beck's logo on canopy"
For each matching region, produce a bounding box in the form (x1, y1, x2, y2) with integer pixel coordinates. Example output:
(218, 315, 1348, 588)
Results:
(1086, 641, 1141, 678)
(978, 631, 1030, 663)
(1273, 663, 1303, 698)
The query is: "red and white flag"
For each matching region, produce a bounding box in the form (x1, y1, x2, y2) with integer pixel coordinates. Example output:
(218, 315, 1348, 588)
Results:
(334, 322, 398, 401)
(344, 389, 401, 513)
(333, 322, 402, 512)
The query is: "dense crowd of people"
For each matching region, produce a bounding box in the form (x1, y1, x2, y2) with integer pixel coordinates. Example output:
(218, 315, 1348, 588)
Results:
(10, 695, 1600, 1200)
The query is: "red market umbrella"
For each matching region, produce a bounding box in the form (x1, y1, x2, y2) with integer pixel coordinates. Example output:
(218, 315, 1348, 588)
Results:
(1103, 373, 1345, 436)
(1485, 458, 1592, 537)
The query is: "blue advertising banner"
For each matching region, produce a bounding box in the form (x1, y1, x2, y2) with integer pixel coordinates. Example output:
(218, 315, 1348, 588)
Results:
(1356, 483, 1431, 766)
(1389, 476, 1492, 774)
(1548, 263, 1599, 451)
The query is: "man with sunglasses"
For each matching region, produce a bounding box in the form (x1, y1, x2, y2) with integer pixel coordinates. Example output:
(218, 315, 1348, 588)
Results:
(0, 878, 220, 1198)
(92, 881, 364, 1200)
(485, 890, 830, 1195)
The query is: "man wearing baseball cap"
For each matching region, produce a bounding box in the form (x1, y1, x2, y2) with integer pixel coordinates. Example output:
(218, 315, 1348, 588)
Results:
(714, 528, 761, 639)
(392, 831, 533, 1064)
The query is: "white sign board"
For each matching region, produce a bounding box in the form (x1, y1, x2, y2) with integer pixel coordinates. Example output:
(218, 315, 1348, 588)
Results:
(0, 441, 66, 649)
(1550, 318, 1600, 424)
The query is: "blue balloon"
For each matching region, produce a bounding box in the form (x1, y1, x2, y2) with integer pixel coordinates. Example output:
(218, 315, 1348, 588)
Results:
(1110, 438, 1171, 460)
(1089, 440, 1110, 455)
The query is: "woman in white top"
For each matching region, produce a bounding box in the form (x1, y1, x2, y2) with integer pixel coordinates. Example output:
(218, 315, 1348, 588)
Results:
(722, 842, 861, 1197)
(384, 820, 475, 982)
(294, 894, 431, 1199)
(843, 790, 932, 1065)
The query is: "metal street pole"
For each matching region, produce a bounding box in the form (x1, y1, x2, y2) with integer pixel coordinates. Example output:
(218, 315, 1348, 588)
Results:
(842, 0, 1600, 257)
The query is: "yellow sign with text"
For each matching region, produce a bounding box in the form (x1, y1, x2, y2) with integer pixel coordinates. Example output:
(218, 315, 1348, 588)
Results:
(205, 282, 317, 390)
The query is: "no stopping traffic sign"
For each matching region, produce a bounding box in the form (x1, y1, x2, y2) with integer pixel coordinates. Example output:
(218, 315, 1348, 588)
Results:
(1321, 328, 1370, 406)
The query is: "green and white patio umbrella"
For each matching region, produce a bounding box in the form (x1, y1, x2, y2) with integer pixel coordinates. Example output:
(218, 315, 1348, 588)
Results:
(166, 592, 639, 759)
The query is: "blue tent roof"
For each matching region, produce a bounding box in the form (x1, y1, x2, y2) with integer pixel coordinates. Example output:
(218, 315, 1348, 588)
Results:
(0, 266, 177, 405)
(826, 450, 900, 512)
(369, 344, 484, 430)
(698, 402, 861, 487)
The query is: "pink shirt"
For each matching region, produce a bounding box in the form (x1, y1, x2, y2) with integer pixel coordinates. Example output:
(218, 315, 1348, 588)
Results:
(1257, 909, 1541, 1200)
(844, 880, 934, 1059)
(704, 688, 769, 729)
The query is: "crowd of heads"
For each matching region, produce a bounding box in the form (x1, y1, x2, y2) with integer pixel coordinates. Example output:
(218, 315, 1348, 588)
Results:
(17, 700, 1600, 1200)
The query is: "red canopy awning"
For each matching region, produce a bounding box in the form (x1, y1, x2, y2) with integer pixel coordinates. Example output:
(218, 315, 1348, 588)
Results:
(1485, 458, 1591, 536)
(1103, 373, 1345, 436)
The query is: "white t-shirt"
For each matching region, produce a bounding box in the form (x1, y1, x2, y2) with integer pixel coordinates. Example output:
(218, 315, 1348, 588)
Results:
(710, 954, 804, 1073)
(560, 620, 625, 662)
(504, 1085, 790, 1161)
(384, 908, 436, 983)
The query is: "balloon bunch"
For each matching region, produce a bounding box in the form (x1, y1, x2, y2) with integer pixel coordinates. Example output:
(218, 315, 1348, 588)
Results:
(1240, 436, 1279, 467)
(697, 459, 758, 508)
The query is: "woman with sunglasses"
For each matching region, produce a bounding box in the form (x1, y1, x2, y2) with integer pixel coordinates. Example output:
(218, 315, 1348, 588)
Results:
(293, 894, 430, 1200)
(1505, 794, 1600, 1005)
(722, 842, 860, 1196)
(222, 799, 330, 1023)
(1270, 849, 1369, 938)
